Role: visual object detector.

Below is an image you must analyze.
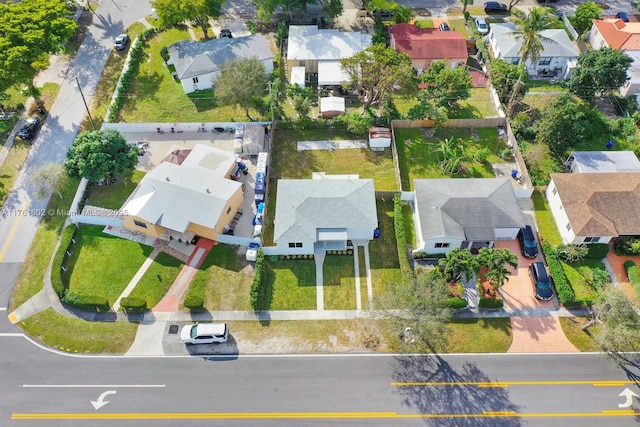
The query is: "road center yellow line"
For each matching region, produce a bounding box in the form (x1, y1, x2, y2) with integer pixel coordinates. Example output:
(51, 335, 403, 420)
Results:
(391, 380, 631, 387)
(0, 200, 28, 263)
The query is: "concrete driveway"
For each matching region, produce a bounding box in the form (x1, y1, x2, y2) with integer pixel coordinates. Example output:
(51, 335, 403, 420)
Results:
(494, 240, 578, 353)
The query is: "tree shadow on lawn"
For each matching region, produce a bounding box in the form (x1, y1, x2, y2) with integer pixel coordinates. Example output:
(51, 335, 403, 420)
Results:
(187, 89, 216, 112)
(450, 317, 512, 335)
(449, 103, 482, 120)
(197, 243, 246, 273)
(392, 355, 521, 427)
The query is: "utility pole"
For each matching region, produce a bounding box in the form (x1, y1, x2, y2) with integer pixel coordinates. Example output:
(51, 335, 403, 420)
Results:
(76, 76, 96, 131)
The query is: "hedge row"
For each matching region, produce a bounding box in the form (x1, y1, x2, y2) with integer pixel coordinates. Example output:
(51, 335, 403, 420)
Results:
(108, 28, 158, 122)
(412, 252, 446, 260)
(277, 254, 315, 260)
(52, 223, 78, 298)
(63, 291, 109, 312)
(120, 297, 147, 312)
(542, 242, 576, 306)
(250, 248, 265, 310)
(393, 193, 412, 278)
(443, 297, 468, 309)
(586, 243, 610, 259)
(184, 295, 204, 311)
(625, 260, 640, 301)
(478, 298, 504, 309)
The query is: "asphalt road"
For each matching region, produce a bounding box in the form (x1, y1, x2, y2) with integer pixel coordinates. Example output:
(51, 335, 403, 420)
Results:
(0, 335, 639, 427)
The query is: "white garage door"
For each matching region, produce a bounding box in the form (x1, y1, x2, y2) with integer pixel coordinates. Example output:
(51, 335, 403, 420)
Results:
(494, 227, 520, 240)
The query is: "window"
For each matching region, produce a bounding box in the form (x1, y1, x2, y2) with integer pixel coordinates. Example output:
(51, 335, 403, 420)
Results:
(584, 237, 600, 243)
(538, 57, 551, 66)
(299, 61, 305, 67)
(226, 207, 231, 215)
(288, 243, 295, 248)
(295, 243, 302, 248)
(192, 77, 199, 84)
(434, 242, 450, 248)
(552, 187, 557, 195)
(511, 58, 520, 65)
(133, 220, 147, 228)
(288, 242, 303, 248)
(566, 223, 572, 231)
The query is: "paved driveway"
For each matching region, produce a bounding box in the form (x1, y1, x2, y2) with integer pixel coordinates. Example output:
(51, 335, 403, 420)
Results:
(494, 240, 578, 353)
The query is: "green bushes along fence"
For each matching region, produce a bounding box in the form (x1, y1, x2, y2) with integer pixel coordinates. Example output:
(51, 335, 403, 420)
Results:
(394, 193, 412, 278)
(624, 260, 640, 301)
(52, 223, 77, 298)
(542, 242, 577, 306)
(119, 297, 147, 313)
(250, 248, 265, 310)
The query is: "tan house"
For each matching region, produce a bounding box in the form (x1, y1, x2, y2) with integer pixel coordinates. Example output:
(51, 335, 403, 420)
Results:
(121, 144, 244, 242)
(389, 23, 468, 72)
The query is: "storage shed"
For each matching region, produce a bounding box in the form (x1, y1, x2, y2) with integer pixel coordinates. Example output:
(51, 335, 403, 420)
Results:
(319, 96, 345, 119)
(242, 124, 266, 155)
(369, 127, 392, 149)
(290, 66, 306, 87)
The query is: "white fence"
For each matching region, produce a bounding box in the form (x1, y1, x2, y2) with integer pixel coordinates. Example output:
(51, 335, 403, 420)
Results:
(216, 234, 261, 246)
(101, 122, 271, 134)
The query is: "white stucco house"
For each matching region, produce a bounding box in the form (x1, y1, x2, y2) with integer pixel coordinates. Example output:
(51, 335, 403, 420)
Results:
(413, 178, 525, 254)
(546, 173, 640, 245)
(488, 23, 579, 79)
(272, 175, 378, 255)
(167, 34, 274, 94)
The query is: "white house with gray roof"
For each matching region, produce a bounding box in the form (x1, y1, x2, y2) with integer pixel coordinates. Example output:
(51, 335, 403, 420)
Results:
(488, 23, 579, 80)
(413, 178, 525, 254)
(273, 176, 378, 255)
(167, 34, 274, 94)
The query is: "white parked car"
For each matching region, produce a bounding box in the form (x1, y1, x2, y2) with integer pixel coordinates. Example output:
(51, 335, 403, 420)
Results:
(181, 323, 229, 345)
(475, 17, 489, 35)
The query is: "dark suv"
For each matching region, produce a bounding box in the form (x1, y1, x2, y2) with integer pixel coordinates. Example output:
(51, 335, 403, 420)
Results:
(484, 2, 507, 13)
(17, 117, 40, 140)
(518, 225, 538, 258)
(529, 262, 553, 301)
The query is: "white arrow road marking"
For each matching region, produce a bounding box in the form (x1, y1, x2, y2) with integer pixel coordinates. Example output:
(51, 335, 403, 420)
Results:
(91, 390, 117, 410)
(618, 388, 639, 408)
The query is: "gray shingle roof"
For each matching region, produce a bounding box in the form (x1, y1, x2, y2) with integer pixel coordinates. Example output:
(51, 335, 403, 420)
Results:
(168, 34, 273, 79)
(491, 23, 580, 59)
(273, 179, 377, 243)
(414, 178, 525, 241)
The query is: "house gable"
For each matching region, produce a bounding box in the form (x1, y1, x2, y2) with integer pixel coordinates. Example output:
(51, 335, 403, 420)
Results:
(591, 18, 640, 50)
(389, 23, 468, 61)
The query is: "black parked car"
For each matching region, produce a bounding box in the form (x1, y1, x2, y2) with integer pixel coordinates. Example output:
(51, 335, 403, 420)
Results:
(484, 1, 507, 13)
(220, 29, 232, 38)
(518, 225, 538, 258)
(17, 117, 40, 140)
(529, 261, 553, 301)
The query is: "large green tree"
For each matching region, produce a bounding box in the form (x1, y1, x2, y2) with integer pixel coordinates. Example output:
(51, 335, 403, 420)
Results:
(567, 48, 633, 100)
(569, 1, 602, 33)
(488, 58, 529, 105)
(213, 57, 269, 120)
(0, 0, 76, 93)
(253, 0, 316, 21)
(341, 44, 414, 110)
(151, 0, 225, 40)
(65, 130, 138, 183)
(415, 60, 473, 108)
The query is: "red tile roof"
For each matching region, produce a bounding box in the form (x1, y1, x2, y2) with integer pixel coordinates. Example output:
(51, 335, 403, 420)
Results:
(389, 23, 468, 60)
(592, 18, 640, 50)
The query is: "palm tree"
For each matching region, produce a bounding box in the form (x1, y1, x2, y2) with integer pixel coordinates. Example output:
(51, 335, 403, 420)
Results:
(477, 248, 519, 290)
(438, 248, 479, 284)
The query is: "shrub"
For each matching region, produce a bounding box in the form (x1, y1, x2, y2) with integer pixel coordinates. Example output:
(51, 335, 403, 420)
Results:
(555, 244, 588, 263)
(473, 147, 491, 164)
(478, 298, 504, 309)
(183, 295, 204, 310)
(250, 249, 265, 310)
(615, 238, 640, 255)
(63, 291, 110, 311)
(542, 242, 577, 306)
(586, 243, 610, 259)
(51, 223, 78, 298)
(443, 297, 468, 309)
(625, 261, 640, 292)
(394, 193, 412, 278)
(120, 297, 147, 312)
(246, 21, 257, 34)
(159, 46, 169, 62)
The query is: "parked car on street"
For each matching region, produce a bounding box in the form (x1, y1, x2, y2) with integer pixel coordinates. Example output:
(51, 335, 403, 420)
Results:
(114, 34, 129, 51)
(17, 117, 40, 140)
(181, 323, 229, 345)
(529, 262, 553, 301)
(484, 2, 507, 13)
(220, 29, 232, 38)
(518, 225, 538, 258)
(475, 17, 489, 35)
(439, 22, 451, 31)
(615, 12, 630, 22)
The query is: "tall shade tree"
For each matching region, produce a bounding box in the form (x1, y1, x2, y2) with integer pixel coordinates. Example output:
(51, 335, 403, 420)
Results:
(317, 0, 344, 20)
(416, 60, 473, 108)
(569, 1, 602, 33)
(488, 58, 529, 104)
(65, 130, 138, 183)
(341, 44, 414, 110)
(0, 0, 76, 93)
(32, 163, 68, 200)
(252, 0, 316, 22)
(459, 0, 473, 14)
(438, 248, 479, 284)
(213, 57, 269, 121)
(567, 48, 633, 100)
(151, 0, 225, 40)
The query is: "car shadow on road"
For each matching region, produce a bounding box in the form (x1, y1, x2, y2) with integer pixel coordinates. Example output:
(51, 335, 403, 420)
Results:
(391, 355, 521, 426)
(186, 335, 240, 361)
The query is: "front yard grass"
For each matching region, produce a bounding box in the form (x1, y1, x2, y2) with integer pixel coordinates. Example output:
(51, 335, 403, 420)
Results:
(0, 140, 31, 207)
(370, 198, 403, 298)
(560, 259, 603, 303)
(559, 316, 600, 352)
(19, 308, 138, 354)
(128, 252, 184, 308)
(67, 225, 153, 305)
(532, 188, 562, 246)
(261, 259, 316, 310)
(323, 256, 357, 310)
(184, 243, 253, 310)
(447, 318, 512, 353)
(395, 127, 508, 190)
(86, 169, 145, 209)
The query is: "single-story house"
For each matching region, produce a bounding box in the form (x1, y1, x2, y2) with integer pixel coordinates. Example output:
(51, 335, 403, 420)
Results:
(286, 25, 372, 86)
(620, 50, 640, 98)
(389, 23, 468, 71)
(546, 172, 640, 245)
(121, 144, 244, 242)
(566, 151, 640, 173)
(488, 23, 579, 79)
(273, 175, 378, 255)
(588, 18, 640, 51)
(413, 178, 525, 254)
(168, 34, 274, 94)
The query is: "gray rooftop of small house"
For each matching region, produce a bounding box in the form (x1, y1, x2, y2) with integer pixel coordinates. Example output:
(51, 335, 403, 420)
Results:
(273, 179, 378, 243)
(168, 34, 273, 79)
(414, 178, 525, 241)
(491, 23, 580, 58)
(571, 151, 640, 173)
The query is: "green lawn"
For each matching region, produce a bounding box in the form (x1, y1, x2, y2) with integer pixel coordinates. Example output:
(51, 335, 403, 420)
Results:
(447, 318, 512, 353)
(370, 198, 403, 299)
(532, 189, 562, 246)
(358, 246, 369, 310)
(19, 308, 138, 354)
(66, 225, 153, 305)
(559, 317, 600, 352)
(395, 127, 508, 190)
(86, 169, 145, 209)
(118, 27, 262, 122)
(128, 252, 184, 308)
(261, 259, 317, 310)
(414, 19, 434, 28)
(323, 256, 357, 310)
(560, 259, 604, 303)
(0, 140, 30, 207)
(184, 243, 253, 310)
(527, 79, 566, 92)
(452, 88, 498, 119)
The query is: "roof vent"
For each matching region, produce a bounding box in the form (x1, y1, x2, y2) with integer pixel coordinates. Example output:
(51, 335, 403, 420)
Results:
(206, 188, 211, 193)
(165, 177, 170, 182)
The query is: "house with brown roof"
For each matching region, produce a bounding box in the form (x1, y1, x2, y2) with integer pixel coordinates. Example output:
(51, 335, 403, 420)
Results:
(389, 23, 468, 72)
(546, 173, 640, 245)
